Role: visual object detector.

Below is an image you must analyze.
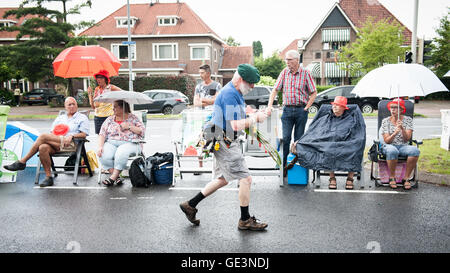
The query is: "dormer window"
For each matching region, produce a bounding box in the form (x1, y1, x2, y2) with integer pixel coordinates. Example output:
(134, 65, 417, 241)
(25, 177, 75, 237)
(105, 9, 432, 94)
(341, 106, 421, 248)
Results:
(0, 20, 17, 28)
(157, 16, 179, 26)
(115, 16, 138, 28)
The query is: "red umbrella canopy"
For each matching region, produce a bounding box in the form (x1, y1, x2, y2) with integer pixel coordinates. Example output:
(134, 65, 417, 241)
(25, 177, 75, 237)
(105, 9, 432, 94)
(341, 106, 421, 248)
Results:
(53, 45, 121, 78)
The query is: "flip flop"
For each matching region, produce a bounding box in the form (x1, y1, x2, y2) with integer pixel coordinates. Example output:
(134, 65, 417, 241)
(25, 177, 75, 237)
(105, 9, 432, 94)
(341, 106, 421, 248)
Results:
(102, 177, 115, 186)
(328, 177, 337, 189)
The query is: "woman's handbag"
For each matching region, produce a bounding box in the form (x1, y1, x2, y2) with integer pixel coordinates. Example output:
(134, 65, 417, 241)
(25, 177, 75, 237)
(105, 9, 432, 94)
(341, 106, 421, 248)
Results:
(368, 143, 379, 162)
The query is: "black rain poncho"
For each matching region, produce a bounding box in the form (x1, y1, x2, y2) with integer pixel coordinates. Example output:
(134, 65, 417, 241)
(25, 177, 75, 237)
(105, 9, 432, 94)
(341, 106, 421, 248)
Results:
(295, 104, 366, 172)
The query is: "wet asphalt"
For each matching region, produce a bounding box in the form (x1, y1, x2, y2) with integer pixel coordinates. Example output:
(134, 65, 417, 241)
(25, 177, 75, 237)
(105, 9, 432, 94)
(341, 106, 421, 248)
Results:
(0, 119, 448, 253)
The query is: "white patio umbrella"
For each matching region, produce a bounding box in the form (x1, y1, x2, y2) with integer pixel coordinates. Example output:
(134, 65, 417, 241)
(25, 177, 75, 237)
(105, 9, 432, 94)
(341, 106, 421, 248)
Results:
(352, 63, 448, 99)
(444, 70, 450, 78)
(94, 90, 154, 120)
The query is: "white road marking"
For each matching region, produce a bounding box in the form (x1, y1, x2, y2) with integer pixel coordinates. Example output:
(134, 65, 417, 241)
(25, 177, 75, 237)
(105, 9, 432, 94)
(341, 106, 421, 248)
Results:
(169, 187, 238, 191)
(110, 197, 127, 200)
(137, 197, 154, 200)
(314, 189, 408, 194)
(33, 186, 106, 190)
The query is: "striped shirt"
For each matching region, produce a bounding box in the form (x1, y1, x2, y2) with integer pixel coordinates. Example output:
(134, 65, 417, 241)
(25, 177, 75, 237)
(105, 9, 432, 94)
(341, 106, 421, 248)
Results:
(274, 67, 316, 106)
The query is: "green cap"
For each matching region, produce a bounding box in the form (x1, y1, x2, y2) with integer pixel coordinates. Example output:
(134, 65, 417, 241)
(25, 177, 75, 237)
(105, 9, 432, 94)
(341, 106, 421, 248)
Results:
(237, 64, 260, 84)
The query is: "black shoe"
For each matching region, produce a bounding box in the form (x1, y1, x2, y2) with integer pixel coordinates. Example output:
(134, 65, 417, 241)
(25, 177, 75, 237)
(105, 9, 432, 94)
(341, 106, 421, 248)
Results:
(39, 177, 54, 187)
(4, 161, 26, 171)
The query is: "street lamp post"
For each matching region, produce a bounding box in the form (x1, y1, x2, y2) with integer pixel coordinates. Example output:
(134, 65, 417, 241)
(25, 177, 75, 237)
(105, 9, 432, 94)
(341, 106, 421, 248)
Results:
(411, 0, 419, 63)
(127, 0, 133, 91)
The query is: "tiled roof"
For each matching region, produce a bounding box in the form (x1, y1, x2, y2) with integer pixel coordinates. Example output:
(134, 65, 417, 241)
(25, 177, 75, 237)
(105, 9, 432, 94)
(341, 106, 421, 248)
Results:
(221, 46, 253, 70)
(279, 39, 301, 59)
(0, 7, 39, 39)
(339, 0, 412, 45)
(79, 2, 220, 39)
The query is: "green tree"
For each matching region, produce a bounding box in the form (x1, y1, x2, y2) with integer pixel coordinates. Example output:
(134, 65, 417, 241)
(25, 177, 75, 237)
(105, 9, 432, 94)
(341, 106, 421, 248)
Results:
(2, 0, 95, 95)
(338, 17, 406, 80)
(223, 36, 240, 46)
(425, 8, 450, 78)
(254, 52, 286, 79)
(252, 41, 263, 57)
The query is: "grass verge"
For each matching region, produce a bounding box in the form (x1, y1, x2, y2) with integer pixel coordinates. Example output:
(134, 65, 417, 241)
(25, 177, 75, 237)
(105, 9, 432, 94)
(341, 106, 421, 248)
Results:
(417, 138, 450, 175)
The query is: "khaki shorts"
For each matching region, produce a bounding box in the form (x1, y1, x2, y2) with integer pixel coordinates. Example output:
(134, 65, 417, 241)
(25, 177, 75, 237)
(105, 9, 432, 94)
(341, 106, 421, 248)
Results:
(59, 136, 77, 152)
(213, 140, 250, 182)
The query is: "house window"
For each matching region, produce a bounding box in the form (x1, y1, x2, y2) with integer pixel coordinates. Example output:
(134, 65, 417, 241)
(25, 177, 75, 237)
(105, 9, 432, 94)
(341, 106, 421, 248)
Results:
(331, 41, 347, 50)
(115, 17, 137, 28)
(111, 44, 136, 61)
(153, 43, 178, 61)
(190, 45, 210, 60)
(0, 20, 16, 27)
(214, 49, 218, 62)
(157, 16, 178, 26)
(314, 52, 321, 60)
(323, 42, 330, 50)
(326, 51, 336, 59)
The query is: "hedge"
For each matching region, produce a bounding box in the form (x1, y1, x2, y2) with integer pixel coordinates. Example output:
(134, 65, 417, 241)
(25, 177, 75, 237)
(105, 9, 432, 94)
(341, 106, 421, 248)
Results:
(110, 75, 197, 104)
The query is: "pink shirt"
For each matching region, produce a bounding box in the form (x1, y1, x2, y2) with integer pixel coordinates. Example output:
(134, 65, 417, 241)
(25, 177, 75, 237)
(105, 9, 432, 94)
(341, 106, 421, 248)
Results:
(99, 114, 145, 142)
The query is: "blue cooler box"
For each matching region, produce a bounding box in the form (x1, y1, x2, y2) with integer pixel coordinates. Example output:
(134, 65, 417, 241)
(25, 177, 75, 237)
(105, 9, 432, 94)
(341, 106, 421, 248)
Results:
(153, 163, 173, 185)
(286, 153, 308, 185)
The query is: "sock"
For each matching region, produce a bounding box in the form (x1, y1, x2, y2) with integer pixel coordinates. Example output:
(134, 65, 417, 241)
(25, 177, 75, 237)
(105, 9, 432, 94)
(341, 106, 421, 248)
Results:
(240, 206, 250, 221)
(188, 192, 205, 208)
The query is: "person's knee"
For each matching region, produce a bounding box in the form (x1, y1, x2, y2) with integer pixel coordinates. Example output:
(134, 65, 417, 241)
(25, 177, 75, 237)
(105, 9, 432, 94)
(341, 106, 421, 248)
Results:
(38, 144, 51, 154)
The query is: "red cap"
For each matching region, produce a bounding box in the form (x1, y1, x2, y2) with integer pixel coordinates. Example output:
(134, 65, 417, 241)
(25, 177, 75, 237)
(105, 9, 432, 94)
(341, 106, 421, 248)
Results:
(387, 98, 406, 114)
(331, 96, 349, 110)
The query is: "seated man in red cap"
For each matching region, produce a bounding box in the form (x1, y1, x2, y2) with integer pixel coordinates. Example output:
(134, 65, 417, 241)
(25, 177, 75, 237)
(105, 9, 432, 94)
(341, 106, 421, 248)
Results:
(379, 98, 420, 190)
(4, 97, 90, 187)
(292, 96, 366, 190)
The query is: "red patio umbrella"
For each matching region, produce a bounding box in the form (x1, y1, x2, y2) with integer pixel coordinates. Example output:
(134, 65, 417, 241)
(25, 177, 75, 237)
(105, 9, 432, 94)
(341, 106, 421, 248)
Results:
(53, 45, 121, 78)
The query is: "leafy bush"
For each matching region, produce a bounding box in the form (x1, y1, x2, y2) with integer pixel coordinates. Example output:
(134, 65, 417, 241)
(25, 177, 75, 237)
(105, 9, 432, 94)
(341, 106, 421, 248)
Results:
(110, 75, 197, 104)
(0, 88, 15, 106)
(316, 85, 335, 93)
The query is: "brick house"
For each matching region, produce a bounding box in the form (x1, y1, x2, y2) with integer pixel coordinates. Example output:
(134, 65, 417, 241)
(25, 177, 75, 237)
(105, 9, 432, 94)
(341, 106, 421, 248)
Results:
(79, 1, 253, 89)
(280, 0, 413, 86)
(0, 7, 40, 92)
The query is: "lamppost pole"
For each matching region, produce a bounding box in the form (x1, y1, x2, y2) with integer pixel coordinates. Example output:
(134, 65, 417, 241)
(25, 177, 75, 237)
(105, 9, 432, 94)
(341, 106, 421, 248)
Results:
(127, 0, 133, 91)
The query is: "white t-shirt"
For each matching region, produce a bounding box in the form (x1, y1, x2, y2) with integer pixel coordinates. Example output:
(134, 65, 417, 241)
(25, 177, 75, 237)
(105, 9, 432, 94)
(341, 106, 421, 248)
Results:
(194, 81, 222, 110)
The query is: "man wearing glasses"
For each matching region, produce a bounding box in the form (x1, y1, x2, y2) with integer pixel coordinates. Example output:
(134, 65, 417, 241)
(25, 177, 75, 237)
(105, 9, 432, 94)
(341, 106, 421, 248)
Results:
(266, 50, 317, 171)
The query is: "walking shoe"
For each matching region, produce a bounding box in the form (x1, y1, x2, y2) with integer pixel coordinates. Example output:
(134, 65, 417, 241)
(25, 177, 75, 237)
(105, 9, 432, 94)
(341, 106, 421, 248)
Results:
(238, 216, 268, 231)
(4, 161, 26, 171)
(179, 201, 200, 226)
(39, 177, 54, 187)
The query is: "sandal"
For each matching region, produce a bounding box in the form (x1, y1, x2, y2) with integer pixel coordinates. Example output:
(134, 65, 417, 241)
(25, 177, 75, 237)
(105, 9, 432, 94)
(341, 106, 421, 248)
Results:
(116, 178, 124, 186)
(402, 179, 412, 190)
(328, 177, 337, 189)
(389, 178, 397, 189)
(102, 177, 115, 186)
(345, 177, 354, 190)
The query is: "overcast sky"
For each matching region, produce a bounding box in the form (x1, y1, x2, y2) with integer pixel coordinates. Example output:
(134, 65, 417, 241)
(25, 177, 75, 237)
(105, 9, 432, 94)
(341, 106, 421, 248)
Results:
(1, 0, 449, 57)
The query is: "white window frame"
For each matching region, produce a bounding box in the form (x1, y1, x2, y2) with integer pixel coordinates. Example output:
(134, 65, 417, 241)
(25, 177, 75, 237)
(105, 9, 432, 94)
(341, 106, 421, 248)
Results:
(111, 43, 136, 61)
(189, 44, 210, 61)
(214, 48, 218, 63)
(152, 43, 178, 61)
(323, 42, 330, 50)
(157, 16, 178, 26)
(115, 17, 137, 28)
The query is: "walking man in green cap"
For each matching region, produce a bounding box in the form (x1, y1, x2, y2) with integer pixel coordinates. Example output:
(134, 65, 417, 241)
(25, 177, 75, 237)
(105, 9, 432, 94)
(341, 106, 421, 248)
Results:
(180, 64, 270, 231)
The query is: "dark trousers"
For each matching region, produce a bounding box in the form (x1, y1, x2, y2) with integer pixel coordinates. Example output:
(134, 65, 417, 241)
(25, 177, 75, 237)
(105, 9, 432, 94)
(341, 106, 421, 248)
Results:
(281, 106, 308, 167)
(94, 116, 108, 134)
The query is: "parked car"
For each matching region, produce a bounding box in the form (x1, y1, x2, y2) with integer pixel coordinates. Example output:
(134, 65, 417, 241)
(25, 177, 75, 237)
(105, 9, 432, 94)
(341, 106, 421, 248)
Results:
(134, 89, 189, 115)
(22, 88, 64, 105)
(243, 86, 278, 109)
(308, 85, 380, 114)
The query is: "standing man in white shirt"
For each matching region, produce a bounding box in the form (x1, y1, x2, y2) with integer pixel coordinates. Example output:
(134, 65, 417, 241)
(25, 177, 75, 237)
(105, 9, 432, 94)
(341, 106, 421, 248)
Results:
(193, 64, 222, 173)
(193, 64, 222, 110)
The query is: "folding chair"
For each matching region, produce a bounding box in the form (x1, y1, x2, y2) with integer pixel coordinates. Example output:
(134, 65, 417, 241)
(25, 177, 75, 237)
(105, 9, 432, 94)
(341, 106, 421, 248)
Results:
(369, 100, 422, 188)
(34, 110, 93, 185)
(308, 104, 366, 188)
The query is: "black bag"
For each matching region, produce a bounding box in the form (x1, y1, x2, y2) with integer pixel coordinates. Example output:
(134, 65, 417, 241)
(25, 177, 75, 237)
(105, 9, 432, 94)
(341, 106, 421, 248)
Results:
(368, 143, 379, 162)
(129, 157, 151, 188)
(64, 154, 82, 173)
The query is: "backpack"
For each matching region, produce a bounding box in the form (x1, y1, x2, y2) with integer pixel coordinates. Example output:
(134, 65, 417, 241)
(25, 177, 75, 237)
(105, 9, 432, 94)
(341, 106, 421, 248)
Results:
(129, 157, 151, 188)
